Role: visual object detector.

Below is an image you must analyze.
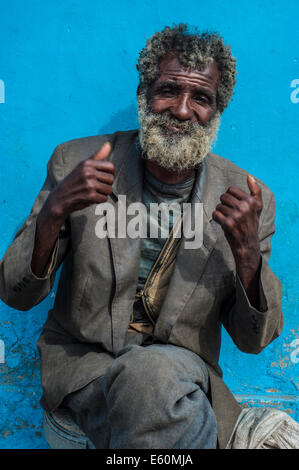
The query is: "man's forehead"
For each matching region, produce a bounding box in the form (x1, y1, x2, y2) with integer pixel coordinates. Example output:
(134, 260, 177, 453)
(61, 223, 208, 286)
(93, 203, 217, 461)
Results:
(156, 55, 220, 87)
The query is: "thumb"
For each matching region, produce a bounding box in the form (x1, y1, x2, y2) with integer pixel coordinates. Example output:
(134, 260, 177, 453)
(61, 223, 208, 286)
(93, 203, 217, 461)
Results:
(247, 174, 261, 198)
(91, 142, 112, 161)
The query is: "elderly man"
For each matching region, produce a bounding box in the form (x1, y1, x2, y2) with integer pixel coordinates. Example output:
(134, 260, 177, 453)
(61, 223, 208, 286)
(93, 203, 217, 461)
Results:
(0, 24, 283, 449)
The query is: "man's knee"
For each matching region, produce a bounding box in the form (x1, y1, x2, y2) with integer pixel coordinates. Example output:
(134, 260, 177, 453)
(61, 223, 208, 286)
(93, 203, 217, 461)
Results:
(104, 344, 176, 396)
(101, 345, 217, 449)
(103, 344, 209, 414)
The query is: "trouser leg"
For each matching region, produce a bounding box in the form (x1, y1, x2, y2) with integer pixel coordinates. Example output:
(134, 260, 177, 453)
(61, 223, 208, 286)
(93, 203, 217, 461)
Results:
(62, 375, 110, 449)
(63, 343, 217, 449)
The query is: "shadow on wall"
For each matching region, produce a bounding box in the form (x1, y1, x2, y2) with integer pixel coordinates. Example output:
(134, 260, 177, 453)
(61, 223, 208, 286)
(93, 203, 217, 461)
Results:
(98, 102, 139, 135)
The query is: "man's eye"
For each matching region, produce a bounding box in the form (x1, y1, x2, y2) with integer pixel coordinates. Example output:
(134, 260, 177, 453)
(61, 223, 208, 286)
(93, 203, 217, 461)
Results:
(194, 95, 209, 104)
(158, 88, 176, 96)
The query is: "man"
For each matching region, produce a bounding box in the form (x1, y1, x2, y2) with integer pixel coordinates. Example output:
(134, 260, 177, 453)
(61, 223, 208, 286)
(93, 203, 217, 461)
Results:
(0, 24, 283, 449)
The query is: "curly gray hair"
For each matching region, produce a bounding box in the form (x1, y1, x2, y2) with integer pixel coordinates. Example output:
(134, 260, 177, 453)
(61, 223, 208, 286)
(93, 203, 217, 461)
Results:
(137, 23, 237, 113)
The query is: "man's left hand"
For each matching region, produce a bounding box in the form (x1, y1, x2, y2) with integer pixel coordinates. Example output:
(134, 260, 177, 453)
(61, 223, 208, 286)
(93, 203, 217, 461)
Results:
(212, 175, 263, 299)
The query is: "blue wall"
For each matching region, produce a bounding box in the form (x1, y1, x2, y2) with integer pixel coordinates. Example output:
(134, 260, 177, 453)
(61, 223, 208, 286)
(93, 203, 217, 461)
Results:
(0, 0, 298, 448)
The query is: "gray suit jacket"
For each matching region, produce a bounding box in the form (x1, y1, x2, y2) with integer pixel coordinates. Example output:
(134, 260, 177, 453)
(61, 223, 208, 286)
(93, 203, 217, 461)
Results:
(0, 130, 283, 448)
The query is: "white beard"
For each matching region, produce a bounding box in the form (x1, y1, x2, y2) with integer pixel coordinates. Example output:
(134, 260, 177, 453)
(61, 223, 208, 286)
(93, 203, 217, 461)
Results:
(137, 93, 220, 171)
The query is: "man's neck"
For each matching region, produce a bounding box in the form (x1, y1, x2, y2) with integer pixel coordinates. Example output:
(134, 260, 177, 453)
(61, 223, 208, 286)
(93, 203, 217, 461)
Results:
(145, 160, 195, 184)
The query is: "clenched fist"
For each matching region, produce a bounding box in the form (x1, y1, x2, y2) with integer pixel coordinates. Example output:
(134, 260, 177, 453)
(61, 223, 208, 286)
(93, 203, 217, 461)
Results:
(31, 142, 114, 277)
(49, 142, 115, 218)
(212, 175, 263, 305)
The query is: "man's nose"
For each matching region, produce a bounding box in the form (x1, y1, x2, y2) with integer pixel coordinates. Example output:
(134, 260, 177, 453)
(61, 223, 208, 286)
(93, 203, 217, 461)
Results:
(170, 94, 193, 121)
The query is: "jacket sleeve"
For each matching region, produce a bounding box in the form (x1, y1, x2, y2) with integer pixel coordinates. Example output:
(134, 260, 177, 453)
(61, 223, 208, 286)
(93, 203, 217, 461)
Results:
(220, 191, 284, 354)
(0, 144, 71, 311)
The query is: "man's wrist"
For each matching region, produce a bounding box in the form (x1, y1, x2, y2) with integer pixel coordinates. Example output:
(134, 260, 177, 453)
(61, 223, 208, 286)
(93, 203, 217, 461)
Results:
(234, 244, 261, 279)
(236, 254, 262, 309)
(42, 192, 68, 227)
(236, 259, 261, 289)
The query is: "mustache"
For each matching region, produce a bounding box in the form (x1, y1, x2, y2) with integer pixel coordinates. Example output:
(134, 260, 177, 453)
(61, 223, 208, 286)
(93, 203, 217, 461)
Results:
(144, 110, 205, 135)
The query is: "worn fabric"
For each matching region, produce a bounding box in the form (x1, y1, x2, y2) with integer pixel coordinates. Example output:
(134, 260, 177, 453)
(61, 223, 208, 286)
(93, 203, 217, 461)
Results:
(226, 407, 299, 449)
(62, 343, 217, 449)
(0, 130, 284, 449)
(131, 169, 194, 332)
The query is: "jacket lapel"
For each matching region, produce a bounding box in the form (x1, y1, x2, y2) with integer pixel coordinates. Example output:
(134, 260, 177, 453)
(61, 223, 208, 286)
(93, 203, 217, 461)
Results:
(154, 154, 226, 342)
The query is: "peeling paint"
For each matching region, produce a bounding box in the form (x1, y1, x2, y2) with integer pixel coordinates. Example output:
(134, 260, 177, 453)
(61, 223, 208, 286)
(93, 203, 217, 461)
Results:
(271, 356, 291, 370)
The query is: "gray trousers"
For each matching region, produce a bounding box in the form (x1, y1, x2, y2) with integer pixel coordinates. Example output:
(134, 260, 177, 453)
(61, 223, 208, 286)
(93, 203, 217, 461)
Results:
(62, 343, 217, 449)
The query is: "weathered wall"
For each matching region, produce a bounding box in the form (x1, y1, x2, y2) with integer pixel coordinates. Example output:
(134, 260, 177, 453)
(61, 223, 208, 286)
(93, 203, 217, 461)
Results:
(0, 0, 298, 448)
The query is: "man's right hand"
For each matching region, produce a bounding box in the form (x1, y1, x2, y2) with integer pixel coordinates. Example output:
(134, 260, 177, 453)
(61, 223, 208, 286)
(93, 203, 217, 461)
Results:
(31, 142, 114, 278)
(48, 142, 114, 220)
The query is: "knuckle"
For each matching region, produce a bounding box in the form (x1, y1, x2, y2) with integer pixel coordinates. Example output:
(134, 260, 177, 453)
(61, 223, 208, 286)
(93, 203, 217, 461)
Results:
(248, 195, 255, 206)
(86, 171, 94, 181)
(81, 165, 92, 179)
(82, 159, 92, 170)
(85, 179, 94, 192)
(225, 218, 234, 230)
(240, 200, 250, 212)
(233, 211, 242, 222)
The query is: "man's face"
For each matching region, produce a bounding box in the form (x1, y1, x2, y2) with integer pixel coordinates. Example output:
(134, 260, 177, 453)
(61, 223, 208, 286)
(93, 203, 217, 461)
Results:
(138, 55, 221, 171)
(148, 55, 219, 126)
